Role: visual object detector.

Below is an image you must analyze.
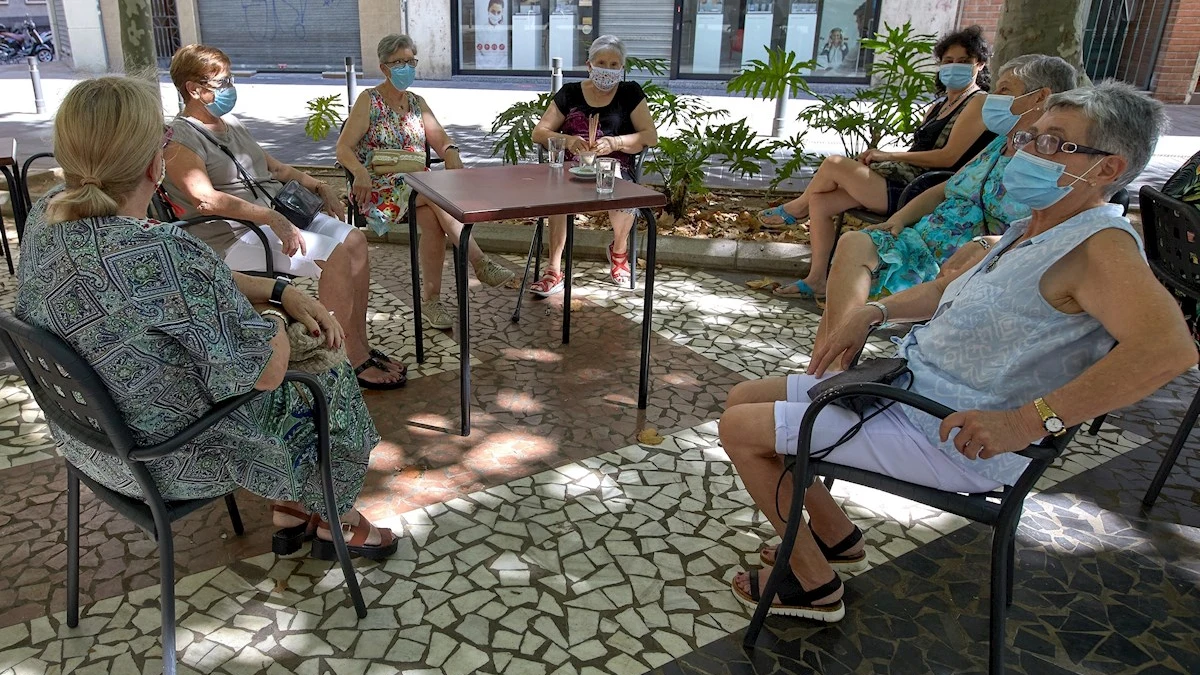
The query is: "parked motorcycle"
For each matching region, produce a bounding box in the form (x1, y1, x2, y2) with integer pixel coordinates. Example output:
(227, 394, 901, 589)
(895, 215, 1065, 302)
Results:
(0, 19, 53, 62)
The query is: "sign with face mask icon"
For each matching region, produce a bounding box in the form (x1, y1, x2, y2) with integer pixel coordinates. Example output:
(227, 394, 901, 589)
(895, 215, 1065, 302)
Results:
(475, 0, 510, 69)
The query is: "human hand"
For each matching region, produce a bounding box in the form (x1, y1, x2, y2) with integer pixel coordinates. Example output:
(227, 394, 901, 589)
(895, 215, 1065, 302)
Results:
(806, 306, 878, 377)
(564, 135, 590, 155)
(592, 136, 619, 156)
(269, 214, 307, 257)
(444, 151, 465, 170)
(350, 169, 372, 208)
(864, 220, 905, 236)
(858, 149, 889, 164)
(316, 183, 345, 220)
(939, 408, 1043, 460)
(280, 286, 345, 350)
(937, 240, 990, 279)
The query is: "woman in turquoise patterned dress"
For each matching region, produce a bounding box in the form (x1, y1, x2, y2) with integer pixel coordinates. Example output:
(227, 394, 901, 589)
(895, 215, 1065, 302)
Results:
(17, 75, 397, 560)
(814, 55, 1079, 351)
(336, 34, 514, 331)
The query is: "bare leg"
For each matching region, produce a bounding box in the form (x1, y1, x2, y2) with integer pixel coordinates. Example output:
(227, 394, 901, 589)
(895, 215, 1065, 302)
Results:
(316, 245, 401, 385)
(416, 195, 486, 265)
(814, 231, 880, 353)
(609, 210, 635, 255)
(798, 188, 872, 295)
(416, 205, 447, 302)
(544, 213, 569, 272)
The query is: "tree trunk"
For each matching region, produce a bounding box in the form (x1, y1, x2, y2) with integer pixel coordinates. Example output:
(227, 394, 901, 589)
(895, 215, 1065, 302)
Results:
(992, 0, 1090, 84)
(119, 0, 159, 94)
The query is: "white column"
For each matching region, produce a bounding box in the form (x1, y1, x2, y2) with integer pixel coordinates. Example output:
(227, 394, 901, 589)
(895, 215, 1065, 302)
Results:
(60, 0, 110, 72)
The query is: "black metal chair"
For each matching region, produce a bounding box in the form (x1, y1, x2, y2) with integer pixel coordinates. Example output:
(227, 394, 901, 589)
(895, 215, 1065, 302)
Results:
(0, 310, 367, 675)
(510, 148, 649, 323)
(1087, 185, 1200, 508)
(742, 382, 1078, 675)
(337, 118, 442, 230)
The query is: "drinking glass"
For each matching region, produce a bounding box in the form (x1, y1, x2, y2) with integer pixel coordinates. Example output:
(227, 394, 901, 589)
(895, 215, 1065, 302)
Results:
(577, 150, 597, 168)
(548, 136, 565, 168)
(596, 158, 617, 194)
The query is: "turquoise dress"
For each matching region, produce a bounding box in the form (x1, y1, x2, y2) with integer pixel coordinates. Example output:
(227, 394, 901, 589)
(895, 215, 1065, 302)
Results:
(866, 136, 1029, 297)
(16, 193, 379, 519)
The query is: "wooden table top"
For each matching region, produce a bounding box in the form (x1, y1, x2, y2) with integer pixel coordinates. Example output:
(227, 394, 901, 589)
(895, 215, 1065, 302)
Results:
(404, 163, 666, 224)
(0, 138, 15, 167)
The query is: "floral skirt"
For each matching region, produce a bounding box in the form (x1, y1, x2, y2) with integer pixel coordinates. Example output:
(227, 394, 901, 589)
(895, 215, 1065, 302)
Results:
(866, 223, 977, 298)
(361, 173, 413, 237)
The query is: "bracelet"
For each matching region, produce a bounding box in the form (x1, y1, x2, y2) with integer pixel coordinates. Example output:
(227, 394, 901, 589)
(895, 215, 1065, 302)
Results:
(865, 301, 889, 326)
(260, 308, 289, 326)
(444, 144, 459, 154)
(972, 236, 992, 251)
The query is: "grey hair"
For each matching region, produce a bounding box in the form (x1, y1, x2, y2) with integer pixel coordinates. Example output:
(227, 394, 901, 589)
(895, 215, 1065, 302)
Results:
(588, 35, 626, 64)
(996, 54, 1076, 95)
(1045, 79, 1168, 197)
(377, 34, 417, 64)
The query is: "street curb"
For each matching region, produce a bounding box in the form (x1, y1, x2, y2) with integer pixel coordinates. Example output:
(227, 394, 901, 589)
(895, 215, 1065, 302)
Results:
(366, 221, 813, 276)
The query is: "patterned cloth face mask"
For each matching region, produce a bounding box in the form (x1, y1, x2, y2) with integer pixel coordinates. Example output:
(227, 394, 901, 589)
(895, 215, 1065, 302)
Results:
(590, 66, 622, 91)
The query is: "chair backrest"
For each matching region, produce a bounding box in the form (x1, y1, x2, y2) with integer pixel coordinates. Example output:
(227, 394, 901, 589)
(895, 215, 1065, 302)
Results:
(17, 151, 56, 230)
(1110, 187, 1130, 216)
(1141, 184, 1200, 301)
(0, 309, 136, 458)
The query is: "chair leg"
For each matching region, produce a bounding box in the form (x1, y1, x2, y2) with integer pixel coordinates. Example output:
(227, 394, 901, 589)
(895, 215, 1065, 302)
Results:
(989, 524, 1015, 675)
(224, 494, 245, 536)
(744, 460, 813, 647)
(512, 218, 544, 323)
(1005, 536, 1016, 607)
(159, 528, 178, 675)
(66, 469, 80, 628)
(1144, 383, 1200, 508)
(823, 475, 835, 490)
(1087, 414, 1107, 436)
(321, 457, 368, 619)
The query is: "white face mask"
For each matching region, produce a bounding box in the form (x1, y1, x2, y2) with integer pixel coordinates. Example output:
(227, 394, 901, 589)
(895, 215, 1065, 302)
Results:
(488, 10, 503, 25)
(590, 66, 622, 91)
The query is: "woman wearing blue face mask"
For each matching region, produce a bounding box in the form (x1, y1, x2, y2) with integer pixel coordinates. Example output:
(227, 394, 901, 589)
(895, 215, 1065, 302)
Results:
(765, 25, 996, 302)
(811, 55, 1077, 354)
(528, 34, 659, 295)
(162, 44, 406, 390)
(336, 34, 514, 331)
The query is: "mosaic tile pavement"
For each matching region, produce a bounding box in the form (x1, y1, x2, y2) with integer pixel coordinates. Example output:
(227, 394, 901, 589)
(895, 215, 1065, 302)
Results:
(0, 240, 1197, 675)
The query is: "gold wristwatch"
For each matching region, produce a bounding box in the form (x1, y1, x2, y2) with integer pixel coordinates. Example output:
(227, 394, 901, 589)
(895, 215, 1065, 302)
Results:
(1033, 397, 1066, 437)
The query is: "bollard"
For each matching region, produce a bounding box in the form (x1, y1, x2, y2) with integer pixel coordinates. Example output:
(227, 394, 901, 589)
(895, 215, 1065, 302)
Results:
(345, 56, 357, 116)
(772, 92, 788, 138)
(551, 57, 563, 95)
(27, 56, 44, 114)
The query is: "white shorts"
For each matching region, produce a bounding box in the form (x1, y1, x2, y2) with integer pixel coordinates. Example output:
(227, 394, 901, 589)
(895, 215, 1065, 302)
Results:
(774, 373, 1003, 494)
(223, 213, 355, 279)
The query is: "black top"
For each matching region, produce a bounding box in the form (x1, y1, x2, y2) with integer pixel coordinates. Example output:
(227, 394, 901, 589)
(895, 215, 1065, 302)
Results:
(909, 90, 996, 172)
(553, 81, 647, 172)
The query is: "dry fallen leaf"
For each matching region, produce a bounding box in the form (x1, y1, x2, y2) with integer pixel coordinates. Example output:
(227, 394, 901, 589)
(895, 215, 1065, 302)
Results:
(637, 427, 665, 445)
(505, 276, 524, 290)
(745, 277, 778, 290)
(570, 299, 584, 310)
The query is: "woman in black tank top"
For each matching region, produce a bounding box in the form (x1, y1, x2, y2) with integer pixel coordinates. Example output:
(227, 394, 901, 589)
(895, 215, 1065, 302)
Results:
(763, 25, 995, 302)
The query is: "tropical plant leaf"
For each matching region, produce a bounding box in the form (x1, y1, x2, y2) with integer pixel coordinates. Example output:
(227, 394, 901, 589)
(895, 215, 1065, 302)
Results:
(625, 56, 669, 77)
(304, 94, 344, 142)
(726, 49, 816, 101)
(487, 92, 555, 165)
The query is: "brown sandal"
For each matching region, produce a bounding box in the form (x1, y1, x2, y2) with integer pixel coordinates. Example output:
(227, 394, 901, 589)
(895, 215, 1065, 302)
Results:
(310, 516, 398, 561)
(271, 505, 319, 555)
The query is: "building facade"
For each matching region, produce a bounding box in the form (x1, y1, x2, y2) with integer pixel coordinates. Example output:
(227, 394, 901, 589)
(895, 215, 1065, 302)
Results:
(46, 0, 1200, 103)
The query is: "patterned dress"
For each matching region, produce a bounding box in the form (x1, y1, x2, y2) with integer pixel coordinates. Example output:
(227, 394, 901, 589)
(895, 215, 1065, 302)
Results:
(355, 89, 427, 236)
(16, 194, 379, 519)
(866, 136, 1029, 297)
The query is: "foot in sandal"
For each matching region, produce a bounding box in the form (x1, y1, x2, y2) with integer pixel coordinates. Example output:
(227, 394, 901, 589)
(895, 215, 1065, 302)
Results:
(310, 510, 399, 560)
(731, 565, 845, 622)
(760, 522, 868, 572)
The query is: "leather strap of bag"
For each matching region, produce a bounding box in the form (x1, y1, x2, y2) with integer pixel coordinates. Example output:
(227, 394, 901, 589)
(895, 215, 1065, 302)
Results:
(179, 118, 268, 202)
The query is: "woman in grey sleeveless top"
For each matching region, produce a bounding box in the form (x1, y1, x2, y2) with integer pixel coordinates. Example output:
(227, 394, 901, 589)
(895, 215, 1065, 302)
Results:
(720, 81, 1196, 621)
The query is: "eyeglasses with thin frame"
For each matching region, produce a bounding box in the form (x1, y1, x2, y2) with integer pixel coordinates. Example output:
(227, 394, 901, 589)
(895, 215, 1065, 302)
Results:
(1012, 130, 1113, 156)
(202, 74, 235, 90)
(384, 58, 419, 69)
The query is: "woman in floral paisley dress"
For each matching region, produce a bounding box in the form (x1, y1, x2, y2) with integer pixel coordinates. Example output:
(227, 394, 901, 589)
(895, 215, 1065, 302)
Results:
(337, 34, 514, 331)
(17, 75, 396, 560)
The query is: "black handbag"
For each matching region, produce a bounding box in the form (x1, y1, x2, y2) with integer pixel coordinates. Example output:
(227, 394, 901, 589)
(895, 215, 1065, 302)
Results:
(181, 119, 323, 230)
(807, 357, 911, 415)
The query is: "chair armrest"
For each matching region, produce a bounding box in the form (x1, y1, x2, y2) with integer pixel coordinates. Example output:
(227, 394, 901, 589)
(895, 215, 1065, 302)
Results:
(896, 171, 954, 211)
(131, 389, 264, 460)
(174, 215, 276, 277)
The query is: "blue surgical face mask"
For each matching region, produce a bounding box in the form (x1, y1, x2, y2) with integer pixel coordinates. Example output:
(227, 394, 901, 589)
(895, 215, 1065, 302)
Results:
(982, 91, 1038, 136)
(205, 86, 237, 117)
(1002, 149, 1102, 210)
(389, 64, 415, 90)
(938, 63, 976, 90)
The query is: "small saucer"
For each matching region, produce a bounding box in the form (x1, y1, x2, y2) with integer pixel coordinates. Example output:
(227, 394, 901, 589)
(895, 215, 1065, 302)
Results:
(569, 165, 598, 179)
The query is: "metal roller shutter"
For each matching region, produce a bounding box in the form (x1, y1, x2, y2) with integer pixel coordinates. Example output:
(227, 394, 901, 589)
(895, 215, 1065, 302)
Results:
(50, 0, 71, 59)
(197, 0, 361, 71)
(598, 0, 673, 62)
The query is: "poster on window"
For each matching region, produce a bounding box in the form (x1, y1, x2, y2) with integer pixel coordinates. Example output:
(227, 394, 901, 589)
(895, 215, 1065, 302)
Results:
(475, 0, 510, 69)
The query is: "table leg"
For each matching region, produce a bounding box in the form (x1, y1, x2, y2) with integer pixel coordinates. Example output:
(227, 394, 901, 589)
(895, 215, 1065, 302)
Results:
(407, 191, 424, 363)
(638, 208, 657, 409)
(457, 224, 474, 436)
(0, 167, 17, 275)
(562, 214, 574, 345)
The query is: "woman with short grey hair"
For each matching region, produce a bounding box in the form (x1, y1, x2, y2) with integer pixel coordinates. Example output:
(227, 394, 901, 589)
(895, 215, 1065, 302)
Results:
(723, 79, 1192, 622)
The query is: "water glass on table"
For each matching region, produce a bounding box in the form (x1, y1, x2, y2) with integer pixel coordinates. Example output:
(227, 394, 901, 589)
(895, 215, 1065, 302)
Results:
(548, 136, 565, 168)
(596, 158, 617, 194)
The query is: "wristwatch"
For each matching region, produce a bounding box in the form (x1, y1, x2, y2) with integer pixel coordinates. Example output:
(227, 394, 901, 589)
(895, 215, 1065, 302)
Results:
(865, 301, 889, 326)
(971, 236, 992, 251)
(1033, 397, 1066, 437)
(269, 277, 290, 307)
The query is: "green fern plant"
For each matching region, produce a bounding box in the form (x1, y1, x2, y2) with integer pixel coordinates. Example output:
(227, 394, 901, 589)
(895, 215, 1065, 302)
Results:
(304, 94, 344, 142)
(645, 120, 775, 218)
(488, 92, 555, 165)
(726, 49, 816, 102)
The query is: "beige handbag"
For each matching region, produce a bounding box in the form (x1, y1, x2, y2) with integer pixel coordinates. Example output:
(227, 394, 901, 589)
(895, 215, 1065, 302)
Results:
(369, 149, 427, 175)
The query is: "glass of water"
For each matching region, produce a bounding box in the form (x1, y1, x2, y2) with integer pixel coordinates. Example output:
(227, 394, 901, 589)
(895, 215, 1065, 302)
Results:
(596, 158, 618, 194)
(547, 136, 565, 168)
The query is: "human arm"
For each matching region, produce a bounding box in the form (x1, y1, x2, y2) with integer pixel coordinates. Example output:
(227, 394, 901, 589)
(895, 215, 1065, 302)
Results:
(593, 97, 659, 156)
(532, 101, 589, 155)
(937, 235, 1002, 279)
(864, 182, 947, 235)
(941, 228, 1199, 458)
(164, 141, 307, 257)
(252, 309, 291, 391)
(335, 91, 374, 206)
(864, 95, 989, 169)
(231, 273, 345, 350)
(807, 275, 955, 377)
(263, 151, 345, 221)
(418, 96, 464, 170)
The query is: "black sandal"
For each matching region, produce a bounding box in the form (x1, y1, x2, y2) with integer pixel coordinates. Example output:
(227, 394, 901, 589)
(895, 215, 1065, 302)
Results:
(760, 523, 868, 572)
(271, 506, 319, 555)
(355, 356, 406, 390)
(732, 565, 846, 622)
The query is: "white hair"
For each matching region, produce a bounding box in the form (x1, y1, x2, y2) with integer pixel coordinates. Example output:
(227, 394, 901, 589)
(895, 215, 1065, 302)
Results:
(588, 35, 626, 64)
(377, 34, 416, 63)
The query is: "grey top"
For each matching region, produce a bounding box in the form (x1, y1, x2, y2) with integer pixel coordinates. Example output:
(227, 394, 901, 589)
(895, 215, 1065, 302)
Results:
(163, 114, 282, 254)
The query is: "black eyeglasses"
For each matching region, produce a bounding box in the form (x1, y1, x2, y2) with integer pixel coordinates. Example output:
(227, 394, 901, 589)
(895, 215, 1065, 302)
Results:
(384, 58, 419, 68)
(1012, 130, 1113, 156)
